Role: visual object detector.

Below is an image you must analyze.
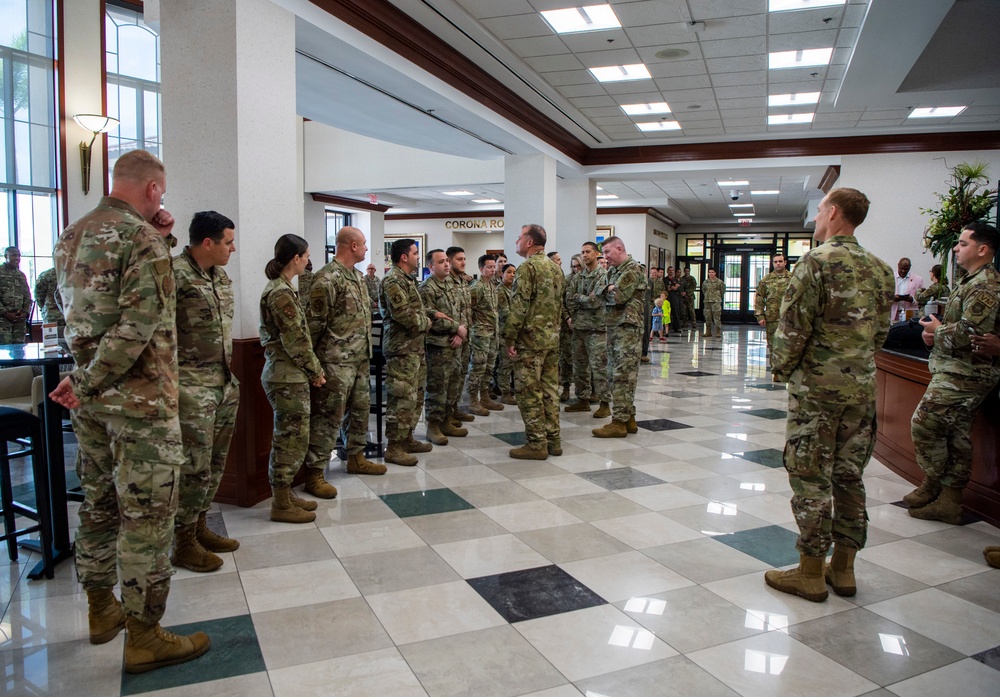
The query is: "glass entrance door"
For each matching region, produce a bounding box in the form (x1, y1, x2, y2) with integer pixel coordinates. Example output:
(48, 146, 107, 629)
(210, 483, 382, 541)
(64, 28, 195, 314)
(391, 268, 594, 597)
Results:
(722, 251, 773, 322)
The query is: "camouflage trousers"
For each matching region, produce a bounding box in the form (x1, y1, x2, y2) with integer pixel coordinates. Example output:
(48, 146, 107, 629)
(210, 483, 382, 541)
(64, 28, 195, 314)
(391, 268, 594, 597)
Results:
(466, 333, 498, 396)
(496, 344, 515, 396)
(704, 302, 722, 335)
(911, 372, 995, 488)
(764, 320, 779, 364)
(72, 407, 184, 624)
(573, 327, 610, 401)
(426, 344, 459, 422)
(264, 381, 310, 487)
(452, 340, 472, 408)
(386, 352, 426, 442)
(607, 323, 642, 422)
(0, 318, 27, 343)
(176, 380, 240, 526)
(558, 324, 572, 389)
(784, 394, 876, 557)
(514, 347, 560, 448)
(306, 358, 370, 465)
(683, 297, 696, 327)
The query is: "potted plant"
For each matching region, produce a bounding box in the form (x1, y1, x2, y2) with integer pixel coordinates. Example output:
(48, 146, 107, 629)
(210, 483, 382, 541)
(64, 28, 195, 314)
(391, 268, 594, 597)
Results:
(921, 161, 997, 282)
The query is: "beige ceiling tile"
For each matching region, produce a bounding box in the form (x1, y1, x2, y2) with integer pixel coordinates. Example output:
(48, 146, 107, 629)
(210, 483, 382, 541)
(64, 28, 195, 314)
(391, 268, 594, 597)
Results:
(854, 119, 905, 127)
(481, 13, 554, 40)
(718, 96, 765, 109)
(767, 122, 814, 132)
(524, 54, 585, 72)
(590, 115, 635, 126)
(558, 28, 633, 53)
(580, 105, 632, 117)
(950, 113, 1000, 123)
(836, 27, 859, 48)
(721, 106, 767, 118)
(696, 0, 765, 20)
(859, 109, 910, 119)
(960, 106, 1000, 116)
(768, 67, 827, 83)
(567, 95, 619, 107)
(646, 60, 708, 78)
(771, 80, 827, 94)
(700, 13, 766, 40)
(711, 70, 766, 86)
(767, 29, 838, 52)
(454, 0, 535, 20)
(613, 1, 690, 25)
(722, 117, 764, 127)
(682, 127, 726, 135)
(612, 91, 668, 104)
(624, 23, 692, 47)
(573, 47, 644, 68)
(652, 74, 713, 91)
(503, 35, 569, 57)
(842, 4, 868, 27)
(558, 84, 612, 98)
(604, 79, 664, 95)
(813, 112, 862, 123)
(825, 64, 846, 79)
(674, 110, 723, 123)
(656, 87, 717, 101)
(700, 36, 767, 59)
(705, 55, 766, 73)
(543, 68, 597, 86)
(714, 84, 767, 99)
(830, 47, 852, 65)
(768, 6, 845, 34)
(636, 43, 705, 63)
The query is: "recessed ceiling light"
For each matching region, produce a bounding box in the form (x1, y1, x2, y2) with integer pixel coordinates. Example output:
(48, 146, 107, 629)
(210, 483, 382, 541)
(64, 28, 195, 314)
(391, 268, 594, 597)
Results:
(589, 64, 651, 82)
(768, 92, 821, 107)
(769, 0, 845, 12)
(472, 198, 500, 204)
(751, 190, 780, 195)
(768, 112, 815, 124)
(636, 121, 682, 131)
(621, 102, 671, 115)
(596, 186, 604, 190)
(442, 190, 474, 196)
(654, 48, 690, 60)
(768, 48, 833, 70)
(729, 204, 754, 208)
(596, 193, 619, 199)
(908, 106, 966, 118)
(718, 180, 749, 186)
(733, 212, 756, 217)
(540, 4, 622, 34)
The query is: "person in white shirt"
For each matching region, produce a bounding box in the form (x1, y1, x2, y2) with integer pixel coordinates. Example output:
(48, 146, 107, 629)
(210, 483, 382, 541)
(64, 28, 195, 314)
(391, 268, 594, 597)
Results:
(891, 257, 924, 322)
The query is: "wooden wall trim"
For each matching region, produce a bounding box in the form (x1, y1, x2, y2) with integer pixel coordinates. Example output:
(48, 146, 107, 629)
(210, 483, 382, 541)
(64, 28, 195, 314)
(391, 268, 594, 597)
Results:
(818, 165, 841, 194)
(311, 192, 392, 212)
(386, 210, 503, 221)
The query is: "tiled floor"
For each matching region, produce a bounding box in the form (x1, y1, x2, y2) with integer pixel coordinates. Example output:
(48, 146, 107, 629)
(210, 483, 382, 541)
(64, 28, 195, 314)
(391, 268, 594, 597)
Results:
(2, 326, 998, 696)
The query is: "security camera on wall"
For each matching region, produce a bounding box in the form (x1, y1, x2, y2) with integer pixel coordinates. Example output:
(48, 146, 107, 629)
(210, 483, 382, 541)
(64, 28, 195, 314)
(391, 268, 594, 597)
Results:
(730, 189, 741, 201)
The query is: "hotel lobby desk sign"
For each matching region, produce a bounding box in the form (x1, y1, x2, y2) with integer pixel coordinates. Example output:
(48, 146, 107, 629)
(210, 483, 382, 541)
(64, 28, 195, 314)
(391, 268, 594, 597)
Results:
(445, 219, 504, 232)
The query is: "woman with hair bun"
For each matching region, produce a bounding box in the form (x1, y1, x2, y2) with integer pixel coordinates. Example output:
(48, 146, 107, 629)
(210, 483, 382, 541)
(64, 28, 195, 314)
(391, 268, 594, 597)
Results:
(260, 234, 326, 524)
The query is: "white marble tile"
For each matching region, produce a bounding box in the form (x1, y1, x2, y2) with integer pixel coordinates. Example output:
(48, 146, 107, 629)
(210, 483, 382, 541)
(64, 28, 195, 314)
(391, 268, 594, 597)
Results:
(366, 580, 507, 644)
(240, 558, 360, 613)
(613, 482, 710, 511)
(432, 534, 550, 578)
(559, 550, 694, 602)
(421, 463, 511, 488)
(703, 571, 856, 627)
(866, 504, 961, 538)
(269, 647, 428, 697)
(320, 518, 427, 558)
(630, 461, 718, 483)
(517, 473, 607, 499)
(866, 588, 1000, 655)
(859, 538, 989, 586)
(591, 511, 704, 549)
(886, 657, 1000, 697)
(479, 500, 583, 532)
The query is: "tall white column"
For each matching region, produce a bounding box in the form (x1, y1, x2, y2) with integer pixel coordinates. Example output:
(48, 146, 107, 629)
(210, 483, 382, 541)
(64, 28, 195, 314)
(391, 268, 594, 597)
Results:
(503, 154, 557, 261)
(557, 178, 597, 267)
(63, 0, 104, 221)
(159, 0, 298, 339)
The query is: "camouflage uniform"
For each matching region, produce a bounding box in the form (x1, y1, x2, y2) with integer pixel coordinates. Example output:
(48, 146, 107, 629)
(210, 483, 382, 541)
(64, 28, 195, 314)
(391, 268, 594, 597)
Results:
(495, 281, 515, 395)
(260, 277, 324, 487)
(466, 276, 499, 395)
(702, 277, 725, 335)
(364, 274, 380, 312)
(380, 265, 432, 442)
(911, 263, 1000, 488)
(772, 234, 894, 557)
(34, 267, 65, 325)
(665, 274, 683, 330)
(915, 281, 949, 306)
(0, 261, 31, 343)
(420, 274, 463, 423)
(558, 272, 574, 392)
(600, 257, 646, 422)
(501, 250, 564, 449)
(55, 196, 183, 624)
(297, 266, 313, 307)
(754, 269, 791, 362)
(567, 264, 610, 402)
(305, 258, 372, 465)
(174, 247, 240, 526)
(679, 274, 697, 328)
(449, 272, 473, 408)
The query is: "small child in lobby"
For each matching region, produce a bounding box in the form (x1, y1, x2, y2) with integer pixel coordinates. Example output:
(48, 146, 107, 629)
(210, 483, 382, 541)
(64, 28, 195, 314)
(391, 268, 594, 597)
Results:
(651, 294, 670, 342)
(660, 293, 671, 341)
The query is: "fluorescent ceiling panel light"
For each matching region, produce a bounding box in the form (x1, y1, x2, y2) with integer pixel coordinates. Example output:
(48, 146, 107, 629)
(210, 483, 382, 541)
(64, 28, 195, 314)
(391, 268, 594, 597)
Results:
(729, 204, 754, 208)
(636, 121, 682, 131)
(751, 190, 780, 195)
(768, 48, 833, 70)
(718, 180, 748, 186)
(768, 92, 820, 107)
(769, 0, 846, 12)
(472, 198, 500, 204)
(621, 101, 671, 115)
(733, 212, 756, 217)
(908, 106, 966, 118)
(596, 193, 619, 199)
(589, 63, 651, 82)
(442, 190, 473, 196)
(541, 4, 621, 34)
(768, 112, 814, 124)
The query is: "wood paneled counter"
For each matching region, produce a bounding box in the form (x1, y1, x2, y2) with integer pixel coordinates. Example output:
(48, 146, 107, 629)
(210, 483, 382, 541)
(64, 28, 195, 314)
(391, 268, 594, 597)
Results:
(874, 349, 1000, 527)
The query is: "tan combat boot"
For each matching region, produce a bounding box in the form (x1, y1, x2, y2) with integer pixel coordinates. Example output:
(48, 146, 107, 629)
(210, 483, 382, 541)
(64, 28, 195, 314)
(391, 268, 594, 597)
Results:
(824, 545, 858, 597)
(560, 386, 571, 402)
(640, 355, 651, 363)
(501, 393, 517, 405)
(270, 486, 317, 524)
(346, 452, 388, 475)
(426, 420, 449, 446)
(304, 468, 338, 498)
(547, 441, 563, 457)
(440, 414, 468, 437)
(385, 441, 417, 466)
(405, 433, 433, 453)
(288, 488, 318, 511)
(171, 523, 223, 573)
(467, 396, 490, 416)
(627, 416, 638, 434)
(593, 401, 611, 418)
(481, 390, 504, 411)
(509, 444, 548, 460)
(984, 546, 1000, 569)
(593, 420, 628, 438)
(908, 486, 964, 524)
(196, 510, 239, 553)
(902, 477, 941, 509)
(124, 616, 211, 674)
(453, 407, 475, 423)
(764, 554, 828, 602)
(87, 587, 125, 645)
(564, 399, 591, 413)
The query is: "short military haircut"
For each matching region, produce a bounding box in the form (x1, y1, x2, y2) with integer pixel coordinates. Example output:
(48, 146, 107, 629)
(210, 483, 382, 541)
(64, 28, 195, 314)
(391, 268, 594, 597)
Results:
(547, 251, 558, 259)
(4, 246, 17, 255)
(189, 211, 234, 245)
(446, 246, 464, 259)
(426, 248, 445, 266)
(826, 187, 870, 228)
(522, 224, 546, 246)
(602, 235, 624, 250)
(964, 221, 1000, 252)
(478, 253, 496, 269)
(391, 238, 417, 264)
(112, 149, 165, 184)
(335, 226, 363, 247)
(773, 253, 785, 262)
(582, 241, 599, 252)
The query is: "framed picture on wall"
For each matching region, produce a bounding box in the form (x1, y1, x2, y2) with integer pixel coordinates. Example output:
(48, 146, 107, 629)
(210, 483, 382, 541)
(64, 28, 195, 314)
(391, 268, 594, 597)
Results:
(596, 225, 614, 247)
(647, 245, 657, 271)
(384, 233, 427, 274)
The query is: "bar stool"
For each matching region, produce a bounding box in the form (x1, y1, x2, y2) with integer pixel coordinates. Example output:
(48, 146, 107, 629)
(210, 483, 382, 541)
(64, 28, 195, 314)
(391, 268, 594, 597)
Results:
(0, 405, 55, 578)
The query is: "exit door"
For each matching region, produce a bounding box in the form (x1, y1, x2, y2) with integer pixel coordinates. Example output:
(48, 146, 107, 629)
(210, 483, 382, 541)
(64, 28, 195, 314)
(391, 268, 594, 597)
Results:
(721, 251, 772, 323)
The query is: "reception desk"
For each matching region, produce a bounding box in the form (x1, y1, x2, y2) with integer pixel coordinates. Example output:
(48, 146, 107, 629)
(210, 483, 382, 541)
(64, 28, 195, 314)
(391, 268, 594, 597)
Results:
(874, 349, 1000, 526)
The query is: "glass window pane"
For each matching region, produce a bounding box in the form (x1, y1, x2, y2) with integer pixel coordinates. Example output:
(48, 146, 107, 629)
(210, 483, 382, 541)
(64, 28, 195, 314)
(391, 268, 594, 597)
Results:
(29, 122, 53, 187)
(686, 239, 704, 256)
(0, 5, 27, 50)
(117, 25, 158, 81)
(0, 190, 10, 245)
(788, 238, 812, 257)
(144, 89, 159, 141)
(14, 119, 30, 184)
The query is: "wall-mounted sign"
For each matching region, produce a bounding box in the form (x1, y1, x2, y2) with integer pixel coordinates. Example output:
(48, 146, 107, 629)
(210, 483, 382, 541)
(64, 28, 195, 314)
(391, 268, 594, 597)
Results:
(445, 219, 505, 231)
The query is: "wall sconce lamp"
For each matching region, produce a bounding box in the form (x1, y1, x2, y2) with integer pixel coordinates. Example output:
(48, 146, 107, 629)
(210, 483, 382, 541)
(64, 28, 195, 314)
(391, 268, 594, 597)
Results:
(73, 114, 119, 195)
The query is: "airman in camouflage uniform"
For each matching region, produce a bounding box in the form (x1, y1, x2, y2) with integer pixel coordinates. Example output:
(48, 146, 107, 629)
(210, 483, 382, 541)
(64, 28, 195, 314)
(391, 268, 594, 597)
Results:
(0, 247, 31, 343)
(380, 239, 440, 465)
(680, 267, 697, 329)
(260, 234, 326, 525)
(305, 227, 384, 483)
(447, 247, 475, 421)
(466, 254, 503, 415)
(767, 188, 894, 603)
(420, 249, 468, 444)
(550, 252, 573, 401)
(907, 223, 1000, 525)
(364, 263, 380, 312)
(51, 150, 210, 671)
(297, 260, 313, 307)
(495, 263, 516, 403)
(593, 237, 646, 438)
(34, 267, 65, 326)
(565, 242, 611, 416)
(502, 225, 564, 459)
(171, 212, 241, 574)
(754, 254, 792, 363)
(915, 264, 948, 308)
(701, 269, 725, 337)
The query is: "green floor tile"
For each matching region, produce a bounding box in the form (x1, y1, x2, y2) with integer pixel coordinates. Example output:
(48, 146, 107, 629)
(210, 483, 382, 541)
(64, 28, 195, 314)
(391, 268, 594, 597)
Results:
(493, 431, 527, 446)
(712, 524, 801, 568)
(380, 488, 475, 518)
(735, 448, 785, 468)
